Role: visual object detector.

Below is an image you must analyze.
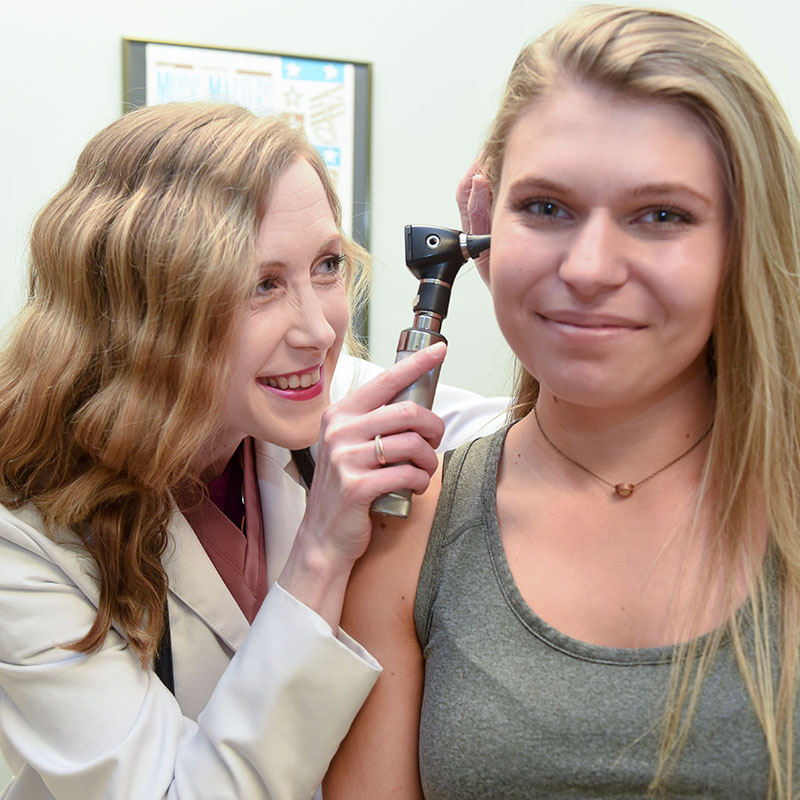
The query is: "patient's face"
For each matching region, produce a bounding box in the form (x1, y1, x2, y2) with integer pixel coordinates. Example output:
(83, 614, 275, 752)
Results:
(486, 82, 728, 412)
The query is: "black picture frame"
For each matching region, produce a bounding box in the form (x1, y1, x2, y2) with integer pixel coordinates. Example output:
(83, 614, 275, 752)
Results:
(122, 38, 372, 340)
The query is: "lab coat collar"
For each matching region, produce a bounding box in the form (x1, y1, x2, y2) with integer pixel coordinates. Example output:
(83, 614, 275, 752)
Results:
(254, 440, 308, 588)
(162, 442, 307, 655)
(164, 509, 250, 652)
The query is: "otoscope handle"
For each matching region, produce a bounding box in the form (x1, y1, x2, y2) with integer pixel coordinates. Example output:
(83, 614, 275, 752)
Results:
(369, 329, 446, 518)
(369, 223, 490, 519)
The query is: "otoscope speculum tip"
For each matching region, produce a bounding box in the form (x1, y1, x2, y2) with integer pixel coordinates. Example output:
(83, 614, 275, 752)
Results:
(462, 233, 491, 260)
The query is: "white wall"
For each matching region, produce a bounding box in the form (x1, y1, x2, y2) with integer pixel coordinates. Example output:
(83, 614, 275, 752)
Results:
(4, 1, 797, 398)
(1, 0, 799, 789)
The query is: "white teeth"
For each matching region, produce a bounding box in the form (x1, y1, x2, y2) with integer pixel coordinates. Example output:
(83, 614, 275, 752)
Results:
(299, 371, 314, 388)
(263, 366, 321, 391)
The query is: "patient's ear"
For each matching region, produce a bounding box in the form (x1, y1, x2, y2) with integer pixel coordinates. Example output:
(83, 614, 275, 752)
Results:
(456, 162, 493, 283)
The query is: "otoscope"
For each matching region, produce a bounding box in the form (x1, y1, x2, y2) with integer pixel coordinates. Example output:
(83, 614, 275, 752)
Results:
(370, 225, 491, 518)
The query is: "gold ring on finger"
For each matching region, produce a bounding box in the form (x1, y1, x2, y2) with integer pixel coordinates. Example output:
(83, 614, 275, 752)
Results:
(374, 434, 387, 466)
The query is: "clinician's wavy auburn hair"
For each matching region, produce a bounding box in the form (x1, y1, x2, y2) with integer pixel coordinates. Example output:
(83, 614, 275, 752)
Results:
(0, 103, 369, 663)
(480, 5, 800, 797)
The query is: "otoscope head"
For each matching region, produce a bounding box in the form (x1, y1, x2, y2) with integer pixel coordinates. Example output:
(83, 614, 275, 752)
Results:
(405, 226, 463, 281)
(404, 225, 491, 319)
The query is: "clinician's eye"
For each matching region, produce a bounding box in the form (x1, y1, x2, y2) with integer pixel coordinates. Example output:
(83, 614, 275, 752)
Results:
(254, 275, 278, 296)
(314, 254, 346, 279)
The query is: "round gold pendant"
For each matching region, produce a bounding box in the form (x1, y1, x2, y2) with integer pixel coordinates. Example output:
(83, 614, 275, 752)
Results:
(614, 483, 635, 497)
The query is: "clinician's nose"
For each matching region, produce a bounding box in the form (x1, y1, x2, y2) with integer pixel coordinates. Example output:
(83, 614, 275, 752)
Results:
(284, 284, 338, 352)
(558, 210, 628, 299)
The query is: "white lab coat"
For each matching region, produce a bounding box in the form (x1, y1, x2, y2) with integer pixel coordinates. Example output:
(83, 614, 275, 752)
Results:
(0, 355, 508, 799)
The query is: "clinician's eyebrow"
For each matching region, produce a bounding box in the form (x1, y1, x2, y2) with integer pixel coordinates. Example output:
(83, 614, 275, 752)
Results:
(315, 235, 344, 255)
(257, 235, 343, 271)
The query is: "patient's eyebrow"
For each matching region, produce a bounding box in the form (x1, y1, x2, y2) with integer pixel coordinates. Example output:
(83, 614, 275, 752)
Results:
(630, 182, 713, 208)
(506, 175, 714, 209)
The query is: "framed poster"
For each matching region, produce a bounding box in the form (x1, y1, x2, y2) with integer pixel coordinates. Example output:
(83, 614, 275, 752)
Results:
(122, 39, 371, 249)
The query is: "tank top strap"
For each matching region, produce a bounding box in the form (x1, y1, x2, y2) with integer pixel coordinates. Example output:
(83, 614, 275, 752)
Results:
(415, 426, 511, 648)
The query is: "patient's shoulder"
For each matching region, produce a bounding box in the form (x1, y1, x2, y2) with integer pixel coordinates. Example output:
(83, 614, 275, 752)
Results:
(344, 459, 444, 629)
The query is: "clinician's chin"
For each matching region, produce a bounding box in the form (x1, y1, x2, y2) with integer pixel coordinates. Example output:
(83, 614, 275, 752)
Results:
(260, 398, 331, 452)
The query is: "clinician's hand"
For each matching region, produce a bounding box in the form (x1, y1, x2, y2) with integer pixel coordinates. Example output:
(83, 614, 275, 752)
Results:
(278, 342, 446, 630)
(456, 159, 492, 273)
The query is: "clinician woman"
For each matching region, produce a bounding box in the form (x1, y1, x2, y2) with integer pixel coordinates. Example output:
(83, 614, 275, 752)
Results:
(0, 103, 503, 799)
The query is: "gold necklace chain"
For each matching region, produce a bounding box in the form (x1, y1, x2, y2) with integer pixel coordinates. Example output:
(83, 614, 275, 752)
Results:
(533, 406, 713, 498)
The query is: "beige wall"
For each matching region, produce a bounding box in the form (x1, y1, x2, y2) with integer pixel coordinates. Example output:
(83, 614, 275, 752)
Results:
(2, 0, 800, 788)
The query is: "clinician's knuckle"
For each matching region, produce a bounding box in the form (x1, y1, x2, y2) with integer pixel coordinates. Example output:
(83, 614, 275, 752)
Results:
(392, 401, 422, 428)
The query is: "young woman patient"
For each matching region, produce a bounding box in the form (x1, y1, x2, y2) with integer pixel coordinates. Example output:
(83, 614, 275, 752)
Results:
(325, 5, 800, 798)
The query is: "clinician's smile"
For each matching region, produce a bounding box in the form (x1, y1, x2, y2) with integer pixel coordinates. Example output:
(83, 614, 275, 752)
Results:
(257, 364, 325, 400)
(260, 364, 322, 390)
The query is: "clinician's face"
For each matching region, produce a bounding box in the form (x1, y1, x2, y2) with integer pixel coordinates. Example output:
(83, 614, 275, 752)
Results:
(485, 82, 729, 411)
(215, 158, 350, 460)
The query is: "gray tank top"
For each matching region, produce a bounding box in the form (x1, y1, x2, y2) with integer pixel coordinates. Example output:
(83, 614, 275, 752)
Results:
(414, 426, 785, 798)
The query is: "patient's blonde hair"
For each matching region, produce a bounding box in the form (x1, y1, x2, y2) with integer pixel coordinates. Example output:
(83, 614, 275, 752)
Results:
(0, 103, 369, 662)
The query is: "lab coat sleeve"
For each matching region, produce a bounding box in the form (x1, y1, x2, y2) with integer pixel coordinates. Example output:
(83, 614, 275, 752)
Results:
(430, 380, 509, 451)
(0, 509, 380, 800)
